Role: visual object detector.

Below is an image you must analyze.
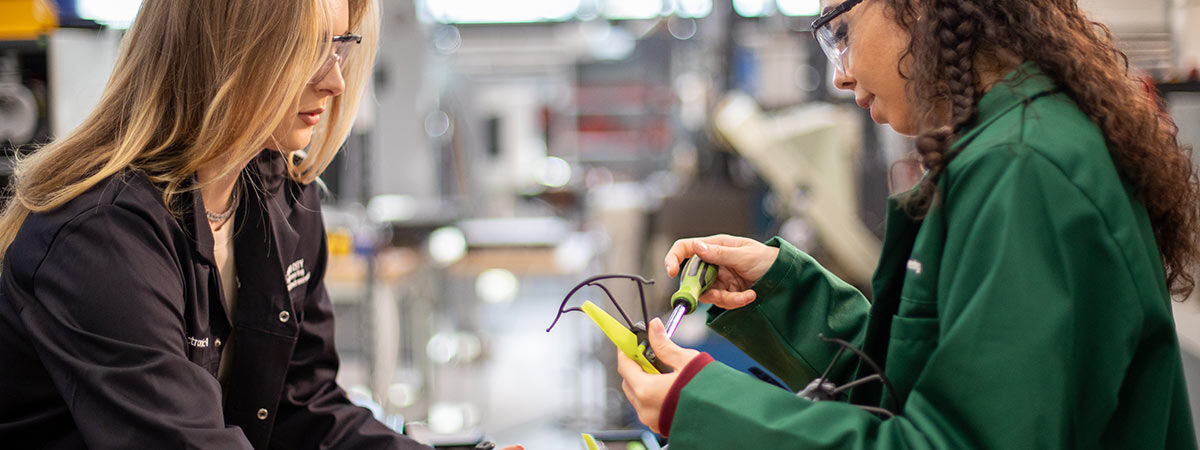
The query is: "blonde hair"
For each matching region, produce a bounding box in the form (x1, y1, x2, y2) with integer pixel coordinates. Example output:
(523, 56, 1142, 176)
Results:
(0, 0, 379, 260)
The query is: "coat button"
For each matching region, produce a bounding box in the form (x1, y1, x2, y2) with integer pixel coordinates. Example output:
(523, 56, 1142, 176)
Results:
(257, 408, 269, 420)
(215, 338, 222, 347)
(279, 310, 291, 323)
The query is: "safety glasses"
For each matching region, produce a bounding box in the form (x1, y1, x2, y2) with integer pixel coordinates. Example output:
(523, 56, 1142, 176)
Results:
(811, 0, 864, 75)
(310, 33, 363, 84)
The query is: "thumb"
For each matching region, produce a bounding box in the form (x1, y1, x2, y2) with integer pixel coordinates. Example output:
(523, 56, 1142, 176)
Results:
(648, 318, 696, 368)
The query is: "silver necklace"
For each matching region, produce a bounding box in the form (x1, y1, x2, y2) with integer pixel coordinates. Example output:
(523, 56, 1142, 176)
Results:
(206, 203, 235, 223)
(205, 183, 240, 224)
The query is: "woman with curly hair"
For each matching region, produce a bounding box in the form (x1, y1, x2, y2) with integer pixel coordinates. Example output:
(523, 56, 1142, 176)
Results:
(617, 0, 1200, 448)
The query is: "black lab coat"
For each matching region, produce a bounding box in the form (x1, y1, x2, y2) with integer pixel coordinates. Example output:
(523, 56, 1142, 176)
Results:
(0, 151, 428, 449)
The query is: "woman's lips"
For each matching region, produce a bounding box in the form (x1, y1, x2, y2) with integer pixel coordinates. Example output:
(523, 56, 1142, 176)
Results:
(857, 95, 883, 124)
(299, 108, 324, 126)
(856, 94, 875, 110)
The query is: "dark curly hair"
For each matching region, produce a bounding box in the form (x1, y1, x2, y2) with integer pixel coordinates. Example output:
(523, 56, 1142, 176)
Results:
(886, 0, 1200, 296)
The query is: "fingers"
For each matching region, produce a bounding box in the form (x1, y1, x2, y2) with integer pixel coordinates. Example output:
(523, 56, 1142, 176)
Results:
(647, 318, 699, 369)
(664, 235, 747, 276)
(697, 289, 757, 309)
(617, 352, 651, 429)
(620, 378, 638, 410)
(618, 346, 669, 435)
(663, 239, 695, 278)
(619, 376, 646, 427)
(499, 446, 524, 450)
(616, 350, 647, 382)
(621, 378, 661, 435)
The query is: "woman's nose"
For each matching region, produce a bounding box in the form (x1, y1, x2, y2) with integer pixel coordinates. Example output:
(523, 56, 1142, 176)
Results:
(833, 69, 856, 91)
(315, 63, 346, 97)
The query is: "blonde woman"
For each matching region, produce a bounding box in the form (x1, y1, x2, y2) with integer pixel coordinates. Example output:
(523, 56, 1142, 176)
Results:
(0, 1, 523, 449)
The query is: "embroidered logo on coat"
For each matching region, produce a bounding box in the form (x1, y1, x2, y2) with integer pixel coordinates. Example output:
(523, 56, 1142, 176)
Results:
(286, 258, 310, 291)
(906, 259, 923, 275)
(188, 336, 210, 348)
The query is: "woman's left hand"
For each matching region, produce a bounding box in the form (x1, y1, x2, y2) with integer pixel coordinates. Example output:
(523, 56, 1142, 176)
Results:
(616, 318, 702, 435)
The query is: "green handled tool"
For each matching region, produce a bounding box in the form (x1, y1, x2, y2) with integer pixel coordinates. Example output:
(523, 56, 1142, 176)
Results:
(634, 255, 718, 373)
(663, 255, 718, 339)
(547, 259, 717, 376)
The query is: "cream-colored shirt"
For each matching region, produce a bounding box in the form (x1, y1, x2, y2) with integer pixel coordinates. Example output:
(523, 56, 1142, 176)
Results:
(211, 213, 238, 389)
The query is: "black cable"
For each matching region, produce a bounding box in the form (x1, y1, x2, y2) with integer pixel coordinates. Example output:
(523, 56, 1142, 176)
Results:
(816, 333, 902, 415)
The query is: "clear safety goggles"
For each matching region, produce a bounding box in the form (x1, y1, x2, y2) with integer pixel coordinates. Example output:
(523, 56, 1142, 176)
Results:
(310, 33, 363, 84)
(811, 0, 863, 75)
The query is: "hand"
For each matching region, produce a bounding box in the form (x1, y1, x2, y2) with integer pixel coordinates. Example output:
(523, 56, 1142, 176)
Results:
(617, 318, 702, 435)
(664, 234, 779, 310)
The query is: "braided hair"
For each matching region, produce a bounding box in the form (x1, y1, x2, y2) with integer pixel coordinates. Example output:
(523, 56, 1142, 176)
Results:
(902, 0, 988, 215)
(883, 0, 1200, 295)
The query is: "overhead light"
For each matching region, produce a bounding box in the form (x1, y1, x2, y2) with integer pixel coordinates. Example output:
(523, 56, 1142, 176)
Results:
(367, 195, 417, 223)
(77, 0, 142, 28)
(676, 0, 713, 18)
(538, 156, 572, 188)
(777, 0, 820, 16)
(423, 0, 580, 24)
(475, 268, 519, 304)
(427, 226, 467, 267)
(604, 0, 663, 20)
(733, 0, 769, 17)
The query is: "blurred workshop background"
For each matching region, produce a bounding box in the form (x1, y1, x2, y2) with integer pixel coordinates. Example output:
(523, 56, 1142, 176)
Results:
(3, 0, 1200, 448)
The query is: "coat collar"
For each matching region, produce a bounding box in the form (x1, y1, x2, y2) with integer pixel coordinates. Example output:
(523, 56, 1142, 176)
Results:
(234, 150, 302, 297)
(187, 180, 218, 267)
(955, 62, 1060, 149)
(186, 149, 294, 268)
(250, 149, 289, 195)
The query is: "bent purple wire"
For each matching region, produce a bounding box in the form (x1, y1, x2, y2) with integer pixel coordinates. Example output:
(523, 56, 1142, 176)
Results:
(546, 274, 655, 333)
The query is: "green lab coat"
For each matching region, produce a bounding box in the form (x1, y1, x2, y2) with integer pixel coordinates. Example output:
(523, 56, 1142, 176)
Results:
(668, 64, 1198, 448)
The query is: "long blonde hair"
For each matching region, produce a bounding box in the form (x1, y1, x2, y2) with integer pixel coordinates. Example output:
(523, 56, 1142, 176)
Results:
(0, 0, 379, 259)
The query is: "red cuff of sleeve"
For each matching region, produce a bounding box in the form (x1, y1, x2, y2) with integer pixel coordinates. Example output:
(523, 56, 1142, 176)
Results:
(658, 352, 714, 437)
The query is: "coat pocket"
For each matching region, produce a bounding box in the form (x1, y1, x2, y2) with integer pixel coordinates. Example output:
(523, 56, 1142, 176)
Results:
(897, 295, 938, 319)
(883, 315, 939, 412)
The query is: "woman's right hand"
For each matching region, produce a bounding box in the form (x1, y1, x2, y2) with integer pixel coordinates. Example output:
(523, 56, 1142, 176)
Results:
(664, 234, 779, 310)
